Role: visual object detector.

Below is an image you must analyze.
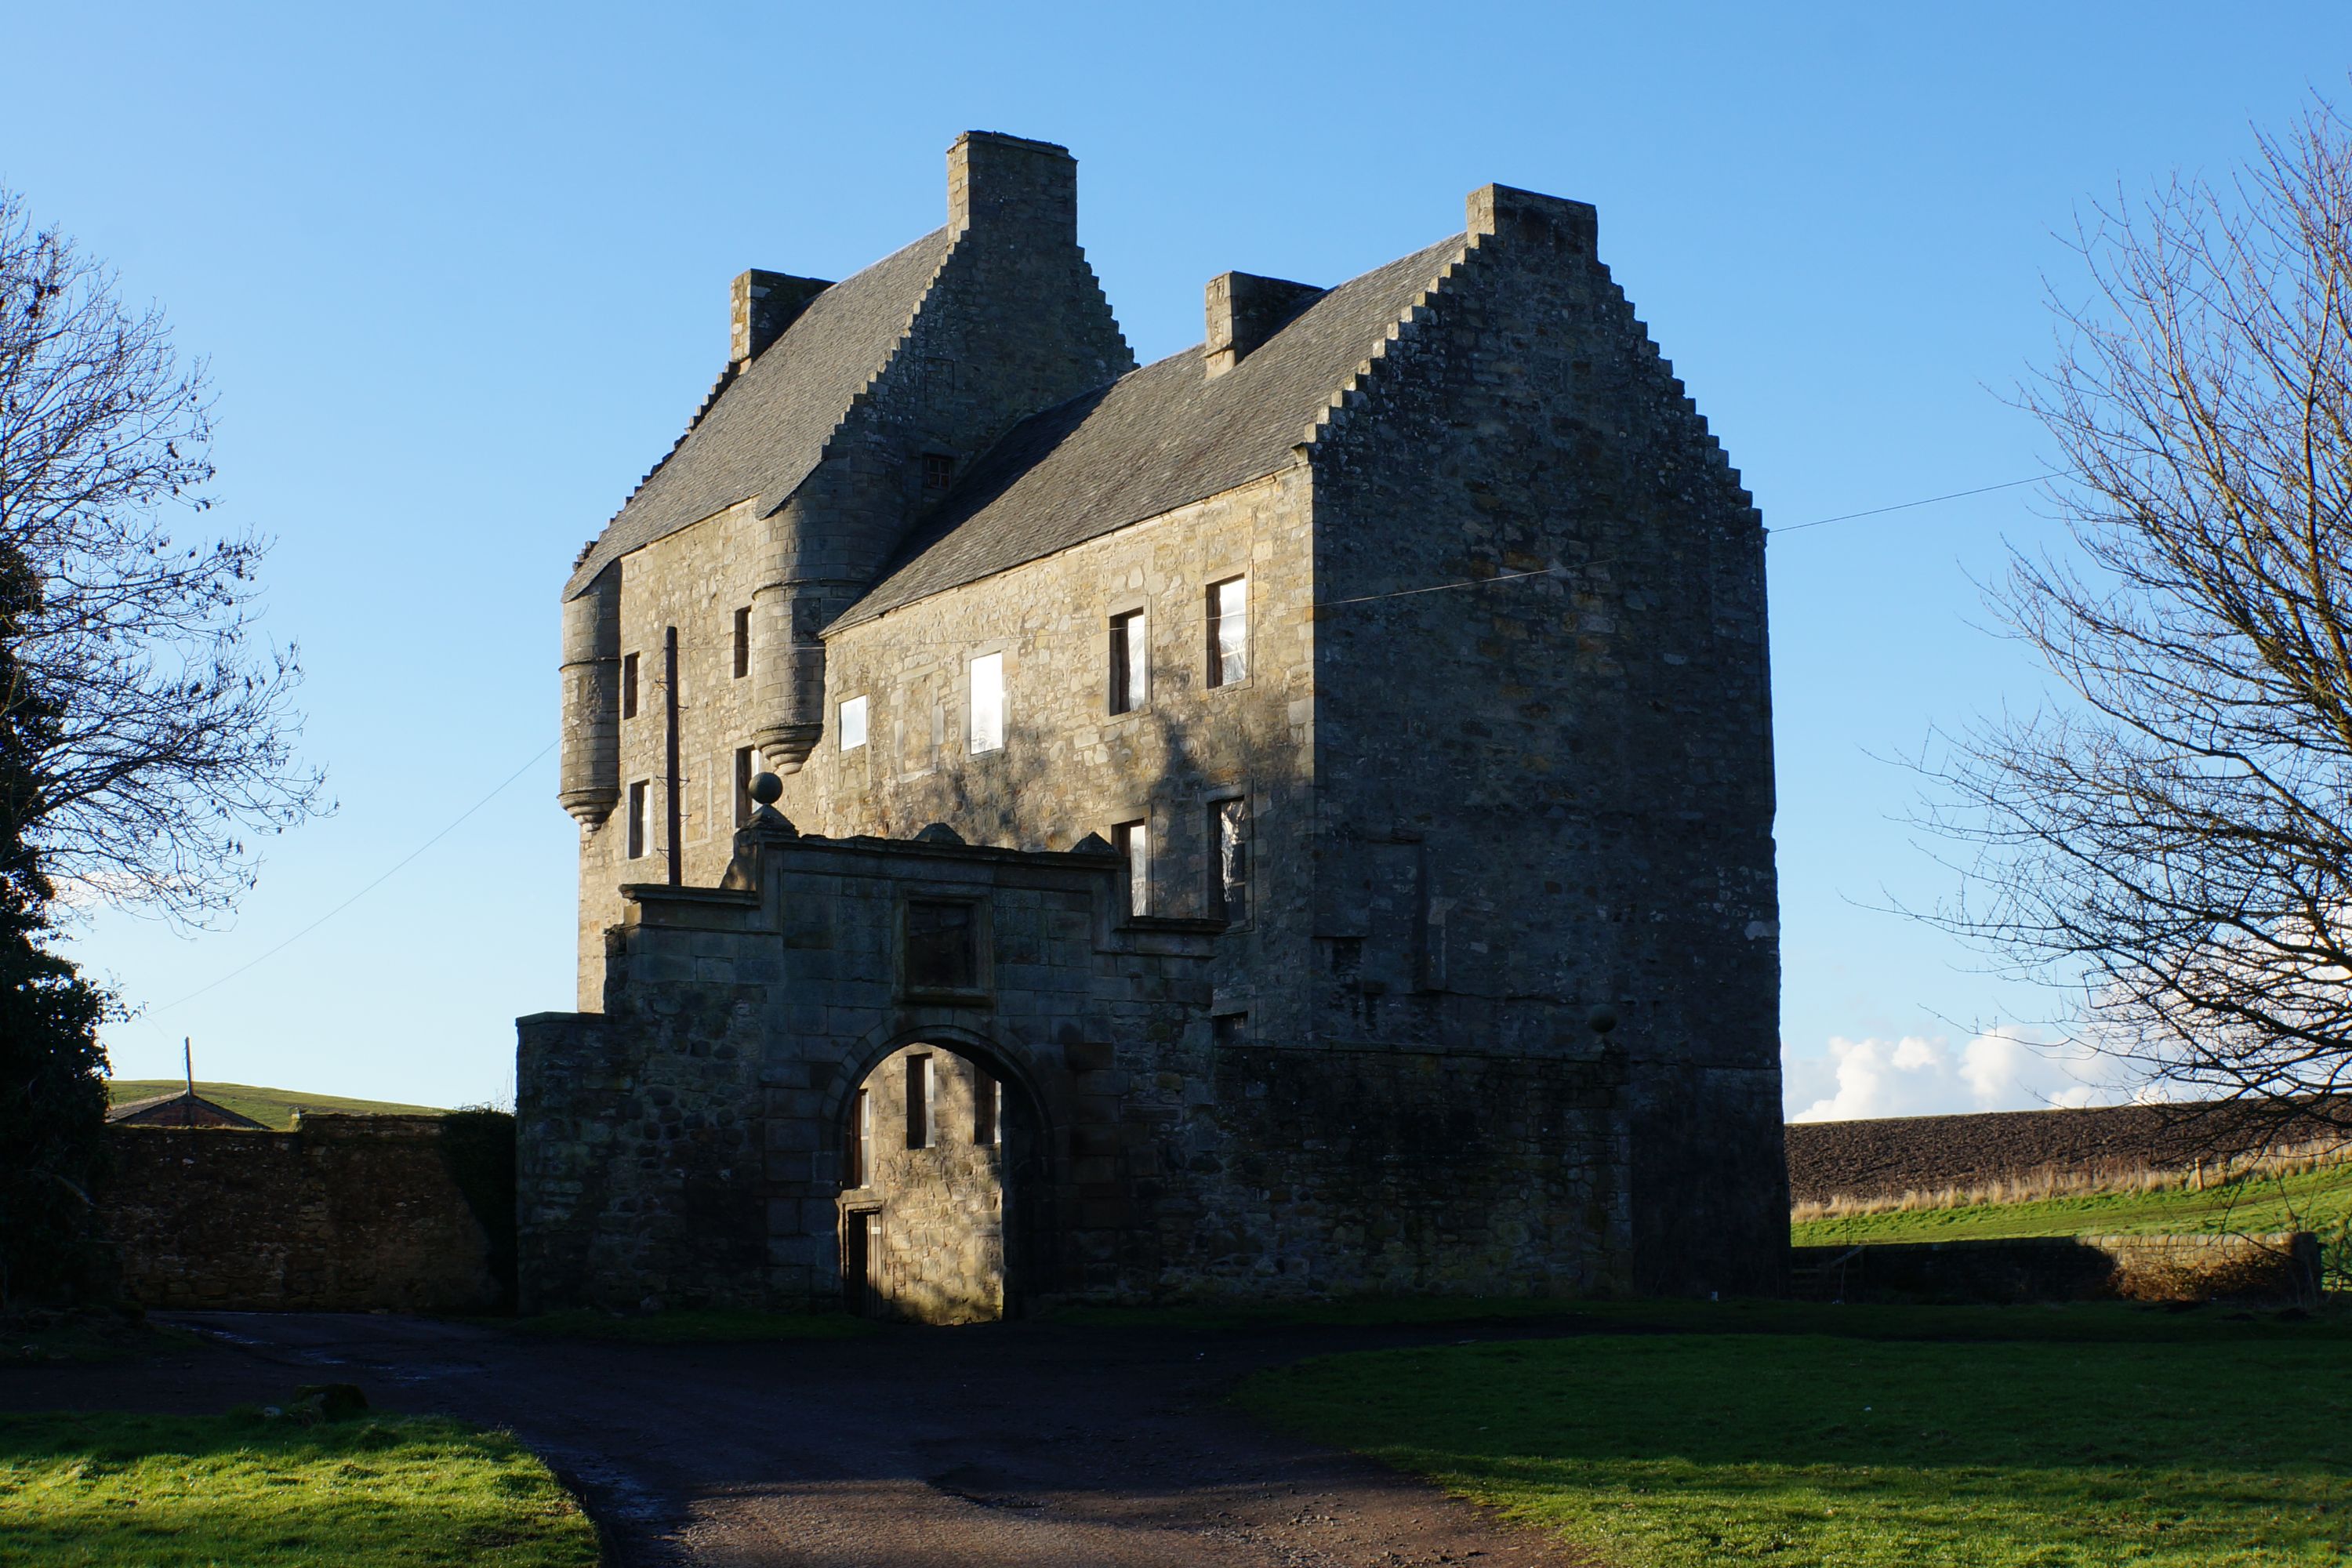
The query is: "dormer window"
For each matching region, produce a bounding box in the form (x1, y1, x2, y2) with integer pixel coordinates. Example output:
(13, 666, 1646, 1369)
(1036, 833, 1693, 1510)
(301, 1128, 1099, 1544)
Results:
(921, 452, 956, 492)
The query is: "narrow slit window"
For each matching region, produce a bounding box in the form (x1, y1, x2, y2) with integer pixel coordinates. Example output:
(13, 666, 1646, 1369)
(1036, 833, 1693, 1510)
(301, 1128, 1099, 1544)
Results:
(840, 694, 868, 751)
(1210, 797, 1250, 924)
(1107, 610, 1146, 714)
(847, 1087, 869, 1186)
(1112, 818, 1149, 916)
(731, 607, 750, 679)
(1207, 576, 1247, 687)
(733, 746, 756, 828)
(973, 1069, 1000, 1147)
(969, 652, 1004, 754)
(906, 1054, 934, 1149)
(626, 780, 651, 859)
(621, 652, 640, 719)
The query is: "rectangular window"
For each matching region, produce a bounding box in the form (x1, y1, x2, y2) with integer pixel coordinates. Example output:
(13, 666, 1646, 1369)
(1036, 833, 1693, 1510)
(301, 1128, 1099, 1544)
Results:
(732, 607, 750, 679)
(840, 694, 868, 751)
(1207, 576, 1247, 687)
(906, 1054, 934, 1149)
(1212, 1012, 1247, 1049)
(1107, 610, 1146, 714)
(626, 779, 651, 859)
(1210, 797, 1250, 924)
(921, 452, 956, 492)
(968, 652, 1004, 753)
(847, 1087, 869, 1186)
(906, 900, 979, 991)
(621, 652, 640, 719)
(1112, 818, 1149, 916)
(973, 1069, 1000, 1147)
(733, 746, 756, 828)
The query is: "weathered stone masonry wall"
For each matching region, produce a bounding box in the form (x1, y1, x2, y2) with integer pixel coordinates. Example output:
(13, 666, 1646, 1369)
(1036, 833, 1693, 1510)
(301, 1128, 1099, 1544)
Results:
(96, 1116, 502, 1312)
(1305, 187, 1785, 1294)
(844, 1047, 1008, 1323)
(521, 829, 1221, 1315)
(521, 822, 1655, 1313)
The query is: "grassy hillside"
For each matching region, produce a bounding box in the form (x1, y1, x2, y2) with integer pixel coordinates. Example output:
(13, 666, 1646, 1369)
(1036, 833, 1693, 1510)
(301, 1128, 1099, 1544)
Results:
(107, 1080, 447, 1131)
(1790, 1160, 2352, 1247)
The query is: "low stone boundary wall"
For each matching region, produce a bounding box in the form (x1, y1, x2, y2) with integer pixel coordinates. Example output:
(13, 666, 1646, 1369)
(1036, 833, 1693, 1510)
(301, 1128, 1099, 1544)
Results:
(1791, 1232, 2319, 1306)
(96, 1113, 507, 1312)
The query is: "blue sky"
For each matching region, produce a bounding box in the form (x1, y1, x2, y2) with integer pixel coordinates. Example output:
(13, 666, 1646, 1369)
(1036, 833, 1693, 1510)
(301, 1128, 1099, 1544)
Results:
(9, 2, 2346, 1116)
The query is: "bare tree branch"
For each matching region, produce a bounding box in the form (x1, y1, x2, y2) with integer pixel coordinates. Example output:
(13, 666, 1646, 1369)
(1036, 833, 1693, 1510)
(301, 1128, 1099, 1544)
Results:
(1919, 98, 2352, 1135)
(0, 188, 324, 923)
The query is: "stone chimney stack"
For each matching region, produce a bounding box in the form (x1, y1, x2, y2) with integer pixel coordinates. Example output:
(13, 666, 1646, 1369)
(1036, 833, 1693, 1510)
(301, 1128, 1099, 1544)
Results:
(948, 131, 1078, 243)
(1465, 183, 1598, 256)
(729, 269, 831, 368)
(1203, 271, 1325, 379)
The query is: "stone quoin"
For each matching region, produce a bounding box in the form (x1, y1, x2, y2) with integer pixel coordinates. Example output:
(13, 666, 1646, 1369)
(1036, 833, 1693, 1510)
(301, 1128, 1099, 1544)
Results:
(517, 131, 1784, 1320)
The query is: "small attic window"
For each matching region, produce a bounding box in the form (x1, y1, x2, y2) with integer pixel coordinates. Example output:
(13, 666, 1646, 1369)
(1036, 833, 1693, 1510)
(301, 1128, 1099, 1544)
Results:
(921, 453, 956, 492)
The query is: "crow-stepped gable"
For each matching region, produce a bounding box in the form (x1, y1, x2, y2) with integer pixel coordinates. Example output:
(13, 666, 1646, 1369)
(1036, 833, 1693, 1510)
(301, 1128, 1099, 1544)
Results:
(519, 132, 1784, 1319)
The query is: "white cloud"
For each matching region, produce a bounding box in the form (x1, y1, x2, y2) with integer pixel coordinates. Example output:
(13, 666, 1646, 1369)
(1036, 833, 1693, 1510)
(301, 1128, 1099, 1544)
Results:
(1784, 1026, 2129, 1122)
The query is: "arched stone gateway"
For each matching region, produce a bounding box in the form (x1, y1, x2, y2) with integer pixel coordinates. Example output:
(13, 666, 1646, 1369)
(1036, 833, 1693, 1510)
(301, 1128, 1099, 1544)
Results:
(516, 815, 1218, 1316)
(514, 803, 1777, 1315)
(834, 1026, 1052, 1323)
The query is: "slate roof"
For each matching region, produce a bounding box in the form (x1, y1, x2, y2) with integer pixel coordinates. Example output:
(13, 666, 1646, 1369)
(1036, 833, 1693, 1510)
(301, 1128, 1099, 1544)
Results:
(834, 234, 1468, 630)
(107, 1091, 268, 1130)
(566, 228, 954, 598)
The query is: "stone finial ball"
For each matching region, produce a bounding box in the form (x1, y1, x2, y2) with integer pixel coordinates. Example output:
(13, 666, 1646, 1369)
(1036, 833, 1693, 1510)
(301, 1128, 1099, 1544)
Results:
(1587, 1004, 1618, 1036)
(750, 771, 784, 806)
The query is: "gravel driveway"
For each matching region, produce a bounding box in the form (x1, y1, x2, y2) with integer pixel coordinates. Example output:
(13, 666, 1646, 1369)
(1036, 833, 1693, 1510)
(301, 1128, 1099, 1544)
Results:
(2, 1312, 1584, 1566)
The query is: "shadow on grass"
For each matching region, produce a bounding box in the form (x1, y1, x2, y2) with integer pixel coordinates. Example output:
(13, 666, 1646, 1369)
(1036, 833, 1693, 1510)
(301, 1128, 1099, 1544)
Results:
(1239, 1330, 2352, 1567)
(0, 1410, 597, 1568)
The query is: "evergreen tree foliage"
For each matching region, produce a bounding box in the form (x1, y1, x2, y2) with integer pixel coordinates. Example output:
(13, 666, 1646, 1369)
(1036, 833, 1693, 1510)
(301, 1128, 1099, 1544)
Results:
(0, 539, 113, 1305)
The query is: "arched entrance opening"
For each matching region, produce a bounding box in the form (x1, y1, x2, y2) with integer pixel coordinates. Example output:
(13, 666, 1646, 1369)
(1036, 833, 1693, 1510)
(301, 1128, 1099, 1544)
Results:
(836, 1039, 1046, 1323)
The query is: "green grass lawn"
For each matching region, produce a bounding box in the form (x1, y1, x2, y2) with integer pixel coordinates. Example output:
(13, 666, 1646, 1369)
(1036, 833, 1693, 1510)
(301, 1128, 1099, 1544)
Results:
(1792, 1163, 2352, 1247)
(0, 1410, 597, 1567)
(107, 1080, 448, 1128)
(1240, 1309, 2352, 1566)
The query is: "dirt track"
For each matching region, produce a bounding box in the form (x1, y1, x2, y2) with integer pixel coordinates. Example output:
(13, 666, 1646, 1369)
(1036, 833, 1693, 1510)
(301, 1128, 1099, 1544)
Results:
(0, 1312, 1584, 1567)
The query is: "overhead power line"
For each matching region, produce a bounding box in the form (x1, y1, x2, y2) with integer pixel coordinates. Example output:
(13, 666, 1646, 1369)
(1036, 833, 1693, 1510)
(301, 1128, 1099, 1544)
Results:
(147, 739, 556, 1014)
(127, 469, 2050, 1018)
(1769, 473, 2057, 535)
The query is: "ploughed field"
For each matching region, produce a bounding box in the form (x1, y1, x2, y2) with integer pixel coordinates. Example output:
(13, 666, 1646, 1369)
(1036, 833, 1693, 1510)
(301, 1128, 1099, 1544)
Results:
(1785, 1100, 2342, 1205)
(1786, 1101, 2352, 1288)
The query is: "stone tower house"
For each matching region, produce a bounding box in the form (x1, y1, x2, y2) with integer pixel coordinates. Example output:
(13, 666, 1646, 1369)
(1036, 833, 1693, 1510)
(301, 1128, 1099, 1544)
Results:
(518, 132, 1784, 1318)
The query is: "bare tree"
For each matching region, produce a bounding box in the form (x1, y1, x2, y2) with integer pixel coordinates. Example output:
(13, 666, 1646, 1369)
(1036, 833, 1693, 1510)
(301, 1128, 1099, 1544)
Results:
(0, 188, 323, 922)
(1922, 100, 2352, 1134)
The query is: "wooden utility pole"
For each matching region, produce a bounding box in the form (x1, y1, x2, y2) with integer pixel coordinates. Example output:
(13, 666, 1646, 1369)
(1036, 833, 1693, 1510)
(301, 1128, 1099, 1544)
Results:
(665, 625, 683, 887)
(183, 1037, 194, 1127)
